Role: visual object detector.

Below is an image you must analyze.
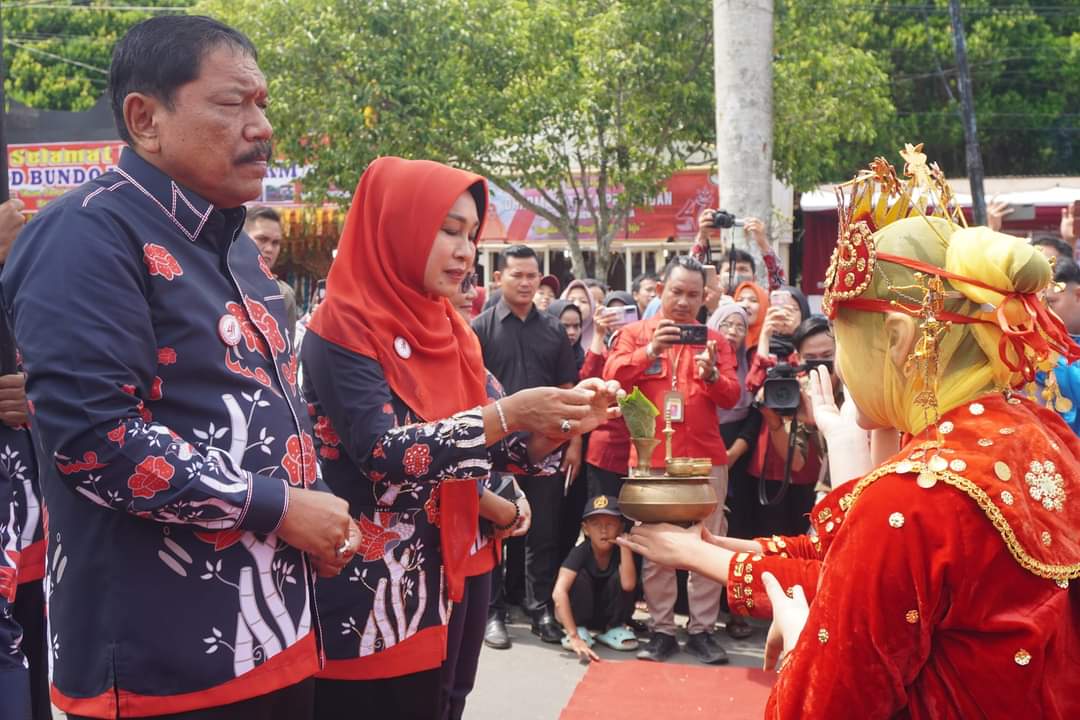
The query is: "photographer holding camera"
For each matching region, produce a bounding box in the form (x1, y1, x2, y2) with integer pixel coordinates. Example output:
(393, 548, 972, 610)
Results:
(740, 315, 834, 539)
(695, 209, 787, 293)
(603, 256, 741, 664)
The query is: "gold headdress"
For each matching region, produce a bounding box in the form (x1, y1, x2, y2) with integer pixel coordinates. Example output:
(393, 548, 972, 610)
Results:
(821, 143, 965, 318)
(822, 145, 1080, 485)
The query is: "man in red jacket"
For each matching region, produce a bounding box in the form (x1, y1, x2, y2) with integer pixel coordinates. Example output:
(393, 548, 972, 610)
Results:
(604, 255, 741, 664)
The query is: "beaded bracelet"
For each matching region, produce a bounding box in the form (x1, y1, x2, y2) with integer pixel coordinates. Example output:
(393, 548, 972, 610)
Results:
(493, 499, 521, 531)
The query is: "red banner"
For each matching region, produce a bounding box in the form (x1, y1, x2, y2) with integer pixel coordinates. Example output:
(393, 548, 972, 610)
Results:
(490, 168, 720, 242)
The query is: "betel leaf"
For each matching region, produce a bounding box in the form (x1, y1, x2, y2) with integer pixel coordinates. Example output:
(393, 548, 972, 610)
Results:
(618, 387, 659, 439)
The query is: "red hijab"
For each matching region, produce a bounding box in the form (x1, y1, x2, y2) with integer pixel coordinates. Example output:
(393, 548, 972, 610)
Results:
(307, 156, 489, 601)
(735, 281, 770, 350)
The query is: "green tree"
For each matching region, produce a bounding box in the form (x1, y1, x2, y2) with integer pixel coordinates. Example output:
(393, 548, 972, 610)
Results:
(804, 0, 1080, 180)
(201, 0, 720, 282)
(2, 0, 196, 112)
(773, 1, 895, 191)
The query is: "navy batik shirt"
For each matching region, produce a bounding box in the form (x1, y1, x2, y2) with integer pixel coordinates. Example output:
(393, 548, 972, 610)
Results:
(1, 149, 325, 717)
(0, 425, 31, 716)
(301, 332, 556, 680)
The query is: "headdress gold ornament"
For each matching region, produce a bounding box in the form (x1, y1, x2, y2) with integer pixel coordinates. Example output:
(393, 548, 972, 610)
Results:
(822, 143, 965, 318)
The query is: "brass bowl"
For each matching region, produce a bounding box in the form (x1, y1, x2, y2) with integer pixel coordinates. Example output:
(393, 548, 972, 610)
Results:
(618, 475, 718, 524)
(665, 457, 712, 477)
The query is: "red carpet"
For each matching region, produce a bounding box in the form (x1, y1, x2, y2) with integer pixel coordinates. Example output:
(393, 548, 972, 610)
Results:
(560, 661, 775, 719)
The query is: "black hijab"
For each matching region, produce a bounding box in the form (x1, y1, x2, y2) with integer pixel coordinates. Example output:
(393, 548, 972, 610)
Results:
(548, 299, 585, 370)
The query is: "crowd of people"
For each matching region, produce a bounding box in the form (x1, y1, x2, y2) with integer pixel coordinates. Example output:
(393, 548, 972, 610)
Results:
(0, 13, 1077, 720)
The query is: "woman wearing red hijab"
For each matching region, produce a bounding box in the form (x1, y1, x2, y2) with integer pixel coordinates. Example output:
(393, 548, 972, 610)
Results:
(302, 157, 621, 718)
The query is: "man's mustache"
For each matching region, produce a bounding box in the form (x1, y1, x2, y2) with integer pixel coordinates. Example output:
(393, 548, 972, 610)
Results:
(236, 141, 273, 165)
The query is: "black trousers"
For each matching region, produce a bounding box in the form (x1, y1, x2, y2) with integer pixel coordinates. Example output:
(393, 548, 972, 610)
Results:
(314, 669, 440, 720)
(569, 570, 633, 632)
(12, 578, 48, 720)
(734, 476, 816, 538)
(440, 570, 492, 720)
(70, 679, 314, 720)
(489, 472, 562, 619)
(558, 462, 589, 562)
(516, 473, 562, 616)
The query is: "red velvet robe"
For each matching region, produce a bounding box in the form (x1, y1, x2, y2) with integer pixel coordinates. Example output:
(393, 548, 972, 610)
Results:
(741, 393, 1080, 718)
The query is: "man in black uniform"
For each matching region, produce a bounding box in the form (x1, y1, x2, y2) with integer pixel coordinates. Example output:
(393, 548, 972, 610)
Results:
(472, 245, 578, 648)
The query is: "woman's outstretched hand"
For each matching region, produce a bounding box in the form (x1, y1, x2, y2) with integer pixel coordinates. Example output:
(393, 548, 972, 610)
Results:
(616, 522, 705, 572)
(502, 379, 623, 440)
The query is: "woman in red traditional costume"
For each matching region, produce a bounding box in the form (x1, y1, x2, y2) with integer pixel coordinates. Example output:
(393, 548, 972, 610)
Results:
(302, 157, 622, 718)
(621, 146, 1080, 718)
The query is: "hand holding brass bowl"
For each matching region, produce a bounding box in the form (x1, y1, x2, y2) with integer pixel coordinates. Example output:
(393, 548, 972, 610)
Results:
(665, 457, 712, 477)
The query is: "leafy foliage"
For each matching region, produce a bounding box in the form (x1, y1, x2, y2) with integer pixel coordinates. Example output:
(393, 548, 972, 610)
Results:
(2, 0, 196, 112)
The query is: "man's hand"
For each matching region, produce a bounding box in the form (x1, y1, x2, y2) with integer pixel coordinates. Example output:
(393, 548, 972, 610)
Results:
(649, 319, 682, 356)
(0, 373, 29, 427)
(1062, 205, 1077, 244)
(762, 572, 809, 671)
(743, 216, 769, 252)
(987, 200, 1013, 232)
(277, 487, 356, 576)
(0, 199, 25, 265)
(697, 208, 717, 238)
(694, 339, 719, 382)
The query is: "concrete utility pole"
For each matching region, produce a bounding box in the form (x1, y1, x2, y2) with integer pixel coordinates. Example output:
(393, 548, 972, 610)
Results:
(948, 0, 986, 225)
(712, 0, 774, 265)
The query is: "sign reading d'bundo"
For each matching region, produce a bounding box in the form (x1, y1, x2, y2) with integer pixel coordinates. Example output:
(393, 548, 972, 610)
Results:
(8, 141, 126, 212)
(7, 140, 308, 212)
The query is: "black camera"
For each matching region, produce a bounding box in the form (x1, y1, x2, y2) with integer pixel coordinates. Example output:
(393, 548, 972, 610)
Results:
(708, 209, 744, 229)
(762, 362, 802, 416)
(672, 323, 708, 345)
(762, 359, 835, 415)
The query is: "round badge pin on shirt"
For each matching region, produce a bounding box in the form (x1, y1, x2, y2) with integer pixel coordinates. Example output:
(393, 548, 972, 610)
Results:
(218, 314, 243, 347)
(394, 336, 412, 359)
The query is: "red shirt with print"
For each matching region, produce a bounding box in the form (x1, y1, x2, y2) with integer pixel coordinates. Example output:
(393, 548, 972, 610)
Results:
(603, 317, 740, 468)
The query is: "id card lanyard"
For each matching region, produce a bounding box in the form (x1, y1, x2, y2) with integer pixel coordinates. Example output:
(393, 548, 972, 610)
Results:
(664, 346, 686, 423)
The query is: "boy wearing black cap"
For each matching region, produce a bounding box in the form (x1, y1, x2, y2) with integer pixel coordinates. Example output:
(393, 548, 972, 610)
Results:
(552, 495, 637, 661)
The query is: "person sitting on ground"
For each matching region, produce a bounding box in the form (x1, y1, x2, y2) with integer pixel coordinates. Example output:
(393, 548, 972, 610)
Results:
(552, 495, 637, 662)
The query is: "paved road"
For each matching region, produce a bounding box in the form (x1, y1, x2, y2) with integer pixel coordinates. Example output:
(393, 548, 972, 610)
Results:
(465, 607, 768, 720)
(51, 612, 767, 720)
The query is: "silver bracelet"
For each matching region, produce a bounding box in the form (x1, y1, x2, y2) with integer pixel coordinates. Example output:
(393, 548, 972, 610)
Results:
(494, 399, 509, 434)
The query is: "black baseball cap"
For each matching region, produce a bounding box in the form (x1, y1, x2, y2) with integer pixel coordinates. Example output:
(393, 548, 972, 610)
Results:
(582, 495, 622, 519)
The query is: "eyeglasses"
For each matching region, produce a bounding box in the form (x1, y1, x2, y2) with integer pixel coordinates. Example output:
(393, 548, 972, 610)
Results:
(460, 271, 478, 292)
(718, 321, 747, 334)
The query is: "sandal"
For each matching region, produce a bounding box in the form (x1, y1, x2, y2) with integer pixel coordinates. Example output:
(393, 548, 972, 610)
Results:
(725, 615, 754, 640)
(594, 625, 639, 651)
(560, 627, 594, 651)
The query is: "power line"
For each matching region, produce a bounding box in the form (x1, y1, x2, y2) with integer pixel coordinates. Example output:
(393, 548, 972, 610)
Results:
(2, 4, 191, 11)
(6, 37, 108, 74)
